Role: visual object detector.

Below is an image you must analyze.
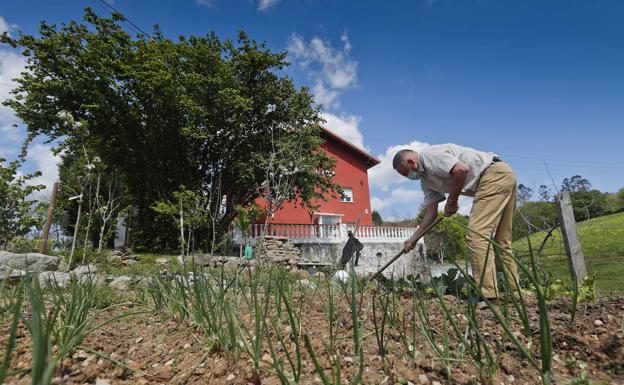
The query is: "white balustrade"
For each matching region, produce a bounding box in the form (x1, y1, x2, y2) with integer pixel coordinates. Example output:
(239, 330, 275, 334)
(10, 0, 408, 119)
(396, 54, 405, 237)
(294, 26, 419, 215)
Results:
(233, 223, 418, 245)
(233, 222, 417, 246)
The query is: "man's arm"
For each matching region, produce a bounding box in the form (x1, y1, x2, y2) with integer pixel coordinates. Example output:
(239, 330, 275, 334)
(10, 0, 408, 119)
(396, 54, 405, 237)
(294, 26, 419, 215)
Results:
(404, 202, 438, 252)
(444, 162, 469, 216)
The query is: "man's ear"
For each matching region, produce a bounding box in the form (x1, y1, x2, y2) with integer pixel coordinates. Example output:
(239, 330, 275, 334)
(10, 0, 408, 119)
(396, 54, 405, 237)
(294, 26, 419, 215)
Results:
(406, 158, 416, 169)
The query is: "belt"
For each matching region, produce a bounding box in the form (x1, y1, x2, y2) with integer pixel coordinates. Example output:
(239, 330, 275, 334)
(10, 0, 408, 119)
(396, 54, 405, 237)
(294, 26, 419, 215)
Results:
(480, 156, 503, 178)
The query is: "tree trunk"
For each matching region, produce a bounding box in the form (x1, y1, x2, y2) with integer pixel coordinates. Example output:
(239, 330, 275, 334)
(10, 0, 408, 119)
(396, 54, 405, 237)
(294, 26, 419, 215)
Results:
(67, 195, 83, 271)
(82, 212, 92, 263)
(179, 196, 185, 256)
(82, 177, 98, 263)
(39, 182, 58, 254)
(98, 223, 106, 255)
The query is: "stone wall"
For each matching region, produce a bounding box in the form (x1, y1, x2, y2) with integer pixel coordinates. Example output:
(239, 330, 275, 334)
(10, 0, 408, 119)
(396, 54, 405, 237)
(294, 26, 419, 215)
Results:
(254, 236, 301, 270)
(296, 239, 429, 279)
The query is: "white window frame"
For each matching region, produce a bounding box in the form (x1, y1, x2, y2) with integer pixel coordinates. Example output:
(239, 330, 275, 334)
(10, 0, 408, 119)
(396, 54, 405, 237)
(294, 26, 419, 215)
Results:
(340, 187, 354, 203)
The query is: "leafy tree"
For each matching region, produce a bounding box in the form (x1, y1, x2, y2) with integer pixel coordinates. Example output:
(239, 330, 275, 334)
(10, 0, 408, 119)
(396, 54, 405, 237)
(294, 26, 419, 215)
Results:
(517, 184, 533, 205)
(153, 187, 213, 256)
(538, 184, 553, 202)
(256, 124, 337, 231)
(0, 157, 45, 249)
(570, 189, 607, 221)
(617, 188, 624, 206)
(233, 204, 264, 256)
(94, 170, 127, 255)
(615, 188, 624, 212)
(372, 210, 383, 226)
(513, 201, 558, 240)
(3, 9, 337, 251)
(561, 175, 591, 192)
(514, 176, 606, 241)
(424, 213, 468, 262)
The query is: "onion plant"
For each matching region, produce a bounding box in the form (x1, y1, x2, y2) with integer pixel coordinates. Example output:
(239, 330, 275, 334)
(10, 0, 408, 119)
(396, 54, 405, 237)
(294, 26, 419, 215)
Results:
(0, 280, 24, 384)
(443, 217, 553, 385)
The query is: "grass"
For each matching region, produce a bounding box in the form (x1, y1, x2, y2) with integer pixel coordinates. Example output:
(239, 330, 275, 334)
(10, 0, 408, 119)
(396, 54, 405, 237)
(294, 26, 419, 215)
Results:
(103, 252, 181, 276)
(514, 212, 624, 295)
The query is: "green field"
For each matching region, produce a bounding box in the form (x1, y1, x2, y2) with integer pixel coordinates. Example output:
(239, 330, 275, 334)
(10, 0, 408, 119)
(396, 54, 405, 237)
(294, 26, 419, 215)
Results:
(513, 212, 624, 295)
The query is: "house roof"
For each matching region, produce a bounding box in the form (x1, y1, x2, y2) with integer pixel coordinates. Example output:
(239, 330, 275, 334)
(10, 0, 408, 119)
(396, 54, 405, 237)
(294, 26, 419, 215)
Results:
(318, 124, 381, 169)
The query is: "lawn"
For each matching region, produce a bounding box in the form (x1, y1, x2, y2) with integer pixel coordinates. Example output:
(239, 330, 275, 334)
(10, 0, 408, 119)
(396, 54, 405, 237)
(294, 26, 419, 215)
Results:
(513, 212, 624, 295)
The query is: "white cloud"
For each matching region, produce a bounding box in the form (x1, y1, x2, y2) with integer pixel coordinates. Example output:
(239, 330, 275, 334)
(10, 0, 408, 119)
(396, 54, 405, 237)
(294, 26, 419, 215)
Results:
(368, 140, 431, 192)
(0, 16, 17, 37)
(196, 0, 279, 10)
(457, 196, 474, 216)
(258, 0, 281, 11)
(0, 19, 28, 158)
(28, 144, 61, 192)
(371, 187, 423, 211)
(287, 32, 358, 109)
(0, 47, 27, 129)
(321, 112, 367, 150)
(196, 0, 215, 6)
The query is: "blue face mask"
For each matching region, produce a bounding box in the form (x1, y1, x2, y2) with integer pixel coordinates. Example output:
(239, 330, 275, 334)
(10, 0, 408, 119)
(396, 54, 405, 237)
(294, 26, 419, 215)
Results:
(406, 160, 424, 180)
(407, 170, 424, 180)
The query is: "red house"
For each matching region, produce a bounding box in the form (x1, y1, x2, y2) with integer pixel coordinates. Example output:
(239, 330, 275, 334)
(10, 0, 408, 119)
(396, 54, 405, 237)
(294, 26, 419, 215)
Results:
(264, 125, 380, 227)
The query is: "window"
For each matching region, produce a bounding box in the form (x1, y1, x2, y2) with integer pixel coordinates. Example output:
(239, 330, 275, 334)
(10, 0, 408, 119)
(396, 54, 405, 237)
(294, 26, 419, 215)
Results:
(340, 188, 353, 203)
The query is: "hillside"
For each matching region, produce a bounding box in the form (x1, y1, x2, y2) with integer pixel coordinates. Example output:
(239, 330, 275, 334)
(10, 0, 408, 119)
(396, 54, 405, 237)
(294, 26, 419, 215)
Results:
(513, 212, 624, 295)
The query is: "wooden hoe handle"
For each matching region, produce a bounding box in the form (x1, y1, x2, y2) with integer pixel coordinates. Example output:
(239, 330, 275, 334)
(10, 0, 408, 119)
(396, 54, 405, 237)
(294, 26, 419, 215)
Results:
(369, 216, 444, 281)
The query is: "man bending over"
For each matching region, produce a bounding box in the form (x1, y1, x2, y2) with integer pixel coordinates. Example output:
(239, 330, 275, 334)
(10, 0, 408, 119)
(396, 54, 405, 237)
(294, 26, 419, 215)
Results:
(393, 143, 518, 299)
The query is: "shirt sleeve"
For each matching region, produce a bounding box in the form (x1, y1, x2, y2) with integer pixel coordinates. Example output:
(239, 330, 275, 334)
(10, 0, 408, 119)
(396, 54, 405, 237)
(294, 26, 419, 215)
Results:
(422, 185, 446, 207)
(422, 147, 460, 176)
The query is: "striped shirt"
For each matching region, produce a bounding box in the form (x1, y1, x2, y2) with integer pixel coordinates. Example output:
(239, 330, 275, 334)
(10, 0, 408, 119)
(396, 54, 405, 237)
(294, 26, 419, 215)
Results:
(419, 143, 497, 206)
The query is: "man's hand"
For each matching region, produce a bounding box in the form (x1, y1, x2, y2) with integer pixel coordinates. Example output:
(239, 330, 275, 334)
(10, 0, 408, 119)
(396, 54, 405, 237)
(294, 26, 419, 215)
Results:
(444, 199, 458, 216)
(445, 162, 467, 217)
(403, 237, 416, 252)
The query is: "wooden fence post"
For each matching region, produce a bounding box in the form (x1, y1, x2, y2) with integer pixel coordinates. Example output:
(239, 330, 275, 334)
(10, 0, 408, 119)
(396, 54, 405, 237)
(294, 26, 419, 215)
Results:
(555, 191, 587, 285)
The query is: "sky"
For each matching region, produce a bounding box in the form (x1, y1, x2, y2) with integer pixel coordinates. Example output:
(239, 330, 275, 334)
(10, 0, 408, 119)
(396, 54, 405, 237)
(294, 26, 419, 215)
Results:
(1, 0, 623, 221)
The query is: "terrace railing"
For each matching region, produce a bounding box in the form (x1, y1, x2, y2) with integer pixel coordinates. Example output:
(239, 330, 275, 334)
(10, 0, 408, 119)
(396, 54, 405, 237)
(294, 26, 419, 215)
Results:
(233, 223, 417, 245)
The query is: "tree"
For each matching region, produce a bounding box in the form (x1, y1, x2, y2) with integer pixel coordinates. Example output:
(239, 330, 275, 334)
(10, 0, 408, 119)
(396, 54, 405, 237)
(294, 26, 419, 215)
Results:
(424, 213, 468, 263)
(372, 210, 383, 226)
(94, 171, 126, 255)
(233, 204, 264, 256)
(0, 157, 45, 249)
(616, 188, 624, 212)
(561, 175, 591, 192)
(538, 184, 553, 202)
(513, 201, 558, 240)
(570, 189, 607, 221)
(517, 184, 533, 205)
(256, 125, 337, 232)
(3, 9, 338, 251)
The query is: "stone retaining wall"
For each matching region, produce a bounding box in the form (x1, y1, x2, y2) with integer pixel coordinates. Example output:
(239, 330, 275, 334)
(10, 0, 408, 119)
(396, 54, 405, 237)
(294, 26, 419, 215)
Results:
(254, 236, 301, 270)
(296, 240, 430, 279)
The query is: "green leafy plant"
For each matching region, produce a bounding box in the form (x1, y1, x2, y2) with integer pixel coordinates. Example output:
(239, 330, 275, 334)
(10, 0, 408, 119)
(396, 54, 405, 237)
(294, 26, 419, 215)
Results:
(563, 371, 599, 385)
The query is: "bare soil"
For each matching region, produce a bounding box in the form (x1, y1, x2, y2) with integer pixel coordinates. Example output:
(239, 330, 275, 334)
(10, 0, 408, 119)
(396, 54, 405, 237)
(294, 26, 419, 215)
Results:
(2, 292, 623, 385)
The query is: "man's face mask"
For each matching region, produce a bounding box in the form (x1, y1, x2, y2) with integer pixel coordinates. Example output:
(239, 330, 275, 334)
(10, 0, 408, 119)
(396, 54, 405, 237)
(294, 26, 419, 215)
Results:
(407, 170, 423, 180)
(406, 159, 424, 180)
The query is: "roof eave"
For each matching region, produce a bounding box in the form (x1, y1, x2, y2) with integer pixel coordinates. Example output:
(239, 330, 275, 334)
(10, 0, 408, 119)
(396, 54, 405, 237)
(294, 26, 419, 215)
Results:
(318, 124, 380, 169)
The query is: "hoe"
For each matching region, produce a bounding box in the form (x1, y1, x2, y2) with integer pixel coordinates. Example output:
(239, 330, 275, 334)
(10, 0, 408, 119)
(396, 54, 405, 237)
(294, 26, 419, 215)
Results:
(369, 216, 444, 281)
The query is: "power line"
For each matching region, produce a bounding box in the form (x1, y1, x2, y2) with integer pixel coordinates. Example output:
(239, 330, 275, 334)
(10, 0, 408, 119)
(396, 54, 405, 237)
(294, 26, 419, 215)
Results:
(92, 0, 151, 39)
(502, 153, 623, 166)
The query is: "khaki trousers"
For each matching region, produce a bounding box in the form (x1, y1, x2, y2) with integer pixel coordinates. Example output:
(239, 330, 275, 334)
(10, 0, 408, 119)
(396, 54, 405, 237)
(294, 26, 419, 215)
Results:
(467, 162, 518, 298)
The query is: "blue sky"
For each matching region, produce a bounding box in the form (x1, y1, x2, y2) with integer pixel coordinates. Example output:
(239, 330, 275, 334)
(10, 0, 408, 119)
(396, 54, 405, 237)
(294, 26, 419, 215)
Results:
(2, 0, 623, 220)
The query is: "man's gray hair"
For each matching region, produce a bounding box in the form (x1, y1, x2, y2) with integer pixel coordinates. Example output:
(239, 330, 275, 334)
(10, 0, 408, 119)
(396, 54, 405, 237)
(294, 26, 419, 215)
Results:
(392, 149, 415, 170)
